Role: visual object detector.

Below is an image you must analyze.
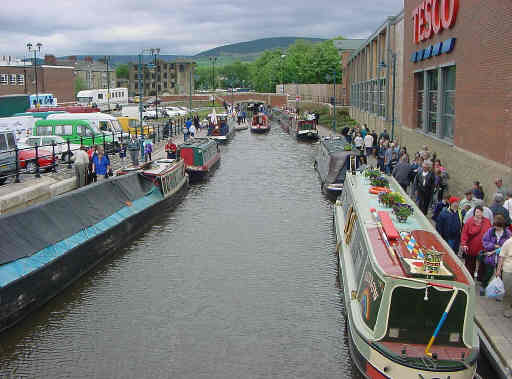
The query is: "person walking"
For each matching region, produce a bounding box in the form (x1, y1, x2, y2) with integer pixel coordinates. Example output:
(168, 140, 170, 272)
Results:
(144, 139, 153, 162)
(481, 214, 511, 291)
(415, 160, 435, 215)
(119, 142, 127, 168)
(165, 138, 177, 159)
(91, 146, 111, 181)
(189, 123, 196, 138)
(392, 155, 412, 191)
(472, 181, 485, 200)
(495, 237, 512, 317)
(461, 205, 491, 278)
(127, 136, 140, 167)
(363, 132, 373, 157)
(73, 146, 90, 188)
(489, 192, 511, 226)
(436, 197, 461, 253)
(139, 136, 145, 163)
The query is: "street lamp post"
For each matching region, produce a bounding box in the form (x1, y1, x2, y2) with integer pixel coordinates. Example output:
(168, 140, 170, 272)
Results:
(104, 55, 111, 112)
(150, 48, 160, 119)
(138, 48, 160, 134)
(280, 54, 286, 94)
(326, 69, 337, 135)
(27, 42, 42, 109)
(378, 52, 396, 141)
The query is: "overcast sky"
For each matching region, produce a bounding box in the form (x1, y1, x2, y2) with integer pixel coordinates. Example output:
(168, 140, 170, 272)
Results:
(1, 0, 403, 57)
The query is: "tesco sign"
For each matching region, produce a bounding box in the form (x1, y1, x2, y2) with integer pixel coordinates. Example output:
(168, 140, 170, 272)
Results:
(412, 0, 459, 44)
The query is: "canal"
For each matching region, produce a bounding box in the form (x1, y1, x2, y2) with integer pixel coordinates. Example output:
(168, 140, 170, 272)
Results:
(0, 121, 496, 378)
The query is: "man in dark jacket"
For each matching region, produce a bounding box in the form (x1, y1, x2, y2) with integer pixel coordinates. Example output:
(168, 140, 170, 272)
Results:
(490, 192, 511, 226)
(415, 160, 436, 215)
(436, 197, 462, 253)
(392, 155, 411, 191)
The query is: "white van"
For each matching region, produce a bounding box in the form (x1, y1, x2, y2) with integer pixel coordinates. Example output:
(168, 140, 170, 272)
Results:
(47, 113, 129, 147)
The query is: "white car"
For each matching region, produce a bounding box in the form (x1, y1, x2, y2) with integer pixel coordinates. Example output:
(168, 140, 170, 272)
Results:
(21, 135, 81, 161)
(165, 107, 187, 117)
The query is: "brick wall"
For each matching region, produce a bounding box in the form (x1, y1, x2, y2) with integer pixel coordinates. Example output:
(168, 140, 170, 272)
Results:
(0, 65, 74, 102)
(402, 0, 512, 167)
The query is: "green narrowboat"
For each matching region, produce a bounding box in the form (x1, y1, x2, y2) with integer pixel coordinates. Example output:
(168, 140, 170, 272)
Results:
(334, 169, 478, 378)
(178, 138, 220, 180)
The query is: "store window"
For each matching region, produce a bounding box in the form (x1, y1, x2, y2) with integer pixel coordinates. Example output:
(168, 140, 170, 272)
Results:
(16, 74, 24, 85)
(369, 81, 374, 113)
(427, 69, 438, 134)
(379, 79, 386, 117)
(0, 74, 7, 85)
(9, 74, 16, 85)
(416, 73, 424, 130)
(442, 66, 456, 140)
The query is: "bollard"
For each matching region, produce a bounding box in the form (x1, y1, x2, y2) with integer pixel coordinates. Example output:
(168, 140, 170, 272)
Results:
(34, 144, 41, 178)
(153, 126, 156, 144)
(67, 139, 72, 168)
(92, 134, 95, 146)
(112, 131, 115, 153)
(14, 146, 20, 183)
(103, 135, 106, 154)
(157, 124, 160, 142)
(80, 135, 83, 148)
(52, 142, 57, 172)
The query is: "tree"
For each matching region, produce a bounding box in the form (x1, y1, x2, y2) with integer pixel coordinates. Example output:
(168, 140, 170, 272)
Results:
(74, 77, 87, 96)
(116, 64, 129, 79)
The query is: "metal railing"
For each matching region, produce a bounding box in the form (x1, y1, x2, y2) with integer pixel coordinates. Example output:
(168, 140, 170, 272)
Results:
(0, 116, 189, 185)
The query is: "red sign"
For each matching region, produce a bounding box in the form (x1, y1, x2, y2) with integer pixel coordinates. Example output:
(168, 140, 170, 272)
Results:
(412, 0, 459, 44)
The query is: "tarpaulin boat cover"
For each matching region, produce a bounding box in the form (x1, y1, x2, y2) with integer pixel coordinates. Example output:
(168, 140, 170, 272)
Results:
(316, 138, 358, 186)
(0, 173, 154, 266)
(325, 151, 355, 185)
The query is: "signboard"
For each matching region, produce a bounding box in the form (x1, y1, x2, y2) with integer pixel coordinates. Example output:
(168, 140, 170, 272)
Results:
(412, 0, 459, 44)
(357, 259, 385, 330)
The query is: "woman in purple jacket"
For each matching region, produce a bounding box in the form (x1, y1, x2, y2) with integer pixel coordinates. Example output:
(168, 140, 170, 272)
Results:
(481, 214, 511, 289)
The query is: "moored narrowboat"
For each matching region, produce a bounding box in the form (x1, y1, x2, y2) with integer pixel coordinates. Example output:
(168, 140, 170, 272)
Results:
(314, 136, 358, 198)
(207, 112, 235, 142)
(295, 119, 319, 140)
(250, 113, 270, 133)
(179, 137, 220, 180)
(0, 159, 188, 333)
(334, 169, 478, 378)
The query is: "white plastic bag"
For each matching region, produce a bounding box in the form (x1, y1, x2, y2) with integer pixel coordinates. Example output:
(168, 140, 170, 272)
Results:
(485, 276, 505, 300)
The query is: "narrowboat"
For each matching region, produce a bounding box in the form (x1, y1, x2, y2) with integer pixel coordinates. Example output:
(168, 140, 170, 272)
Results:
(207, 113, 235, 142)
(0, 159, 188, 333)
(295, 119, 319, 140)
(179, 137, 220, 180)
(314, 136, 358, 198)
(334, 169, 478, 378)
(250, 113, 270, 133)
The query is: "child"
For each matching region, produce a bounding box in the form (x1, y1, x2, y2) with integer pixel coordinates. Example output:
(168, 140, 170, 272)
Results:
(144, 139, 153, 162)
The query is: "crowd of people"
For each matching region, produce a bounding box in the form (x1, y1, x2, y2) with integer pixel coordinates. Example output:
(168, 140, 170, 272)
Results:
(345, 124, 512, 316)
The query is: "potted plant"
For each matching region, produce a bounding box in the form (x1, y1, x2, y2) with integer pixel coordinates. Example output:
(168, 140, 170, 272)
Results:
(393, 203, 414, 223)
(364, 168, 381, 180)
(378, 191, 405, 208)
(370, 176, 389, 188)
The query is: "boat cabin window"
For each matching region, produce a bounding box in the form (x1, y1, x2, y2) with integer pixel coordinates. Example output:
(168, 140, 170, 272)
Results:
(384, 286, 467, 346)
(77, 125, 94, 137)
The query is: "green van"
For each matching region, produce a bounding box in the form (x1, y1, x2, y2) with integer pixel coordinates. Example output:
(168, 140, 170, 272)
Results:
(33, 119, 114, 148)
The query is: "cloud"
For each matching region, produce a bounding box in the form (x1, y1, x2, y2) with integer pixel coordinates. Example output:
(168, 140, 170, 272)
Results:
(1, 0, 403, 57)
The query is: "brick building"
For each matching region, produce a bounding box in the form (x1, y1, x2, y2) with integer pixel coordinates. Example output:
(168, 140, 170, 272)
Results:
(128, 59, 195, 97)
(344, 12, 404, 136)
(0, 59, 75, 102)
(334, 39, 365, 105)
(400, 0, 512, 195)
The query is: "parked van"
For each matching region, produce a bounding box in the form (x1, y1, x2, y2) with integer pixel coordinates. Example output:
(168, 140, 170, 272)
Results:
(33, 120, 114, 150)
(47, 112, 128, 149)
(0, 130, 17, 184)
(117, 117, 154, 136)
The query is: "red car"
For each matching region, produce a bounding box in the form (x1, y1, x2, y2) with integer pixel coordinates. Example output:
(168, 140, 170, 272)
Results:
(18, 148, 57, 172)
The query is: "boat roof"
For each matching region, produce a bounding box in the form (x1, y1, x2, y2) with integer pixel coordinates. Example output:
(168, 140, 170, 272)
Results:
(344, 172, 471, 285)
(180, 137, 216, 149)
(320, 136, 352, 154)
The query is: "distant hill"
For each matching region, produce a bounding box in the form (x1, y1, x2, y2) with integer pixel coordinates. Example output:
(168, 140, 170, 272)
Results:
(193, 37, 326, 58)
(58, 37, 327, 66)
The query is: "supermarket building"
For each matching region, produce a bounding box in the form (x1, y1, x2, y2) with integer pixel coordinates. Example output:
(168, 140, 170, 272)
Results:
(345, 0, 512, 195)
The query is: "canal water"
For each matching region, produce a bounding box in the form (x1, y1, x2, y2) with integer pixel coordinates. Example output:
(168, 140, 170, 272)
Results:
(0, 122, 496, 378)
